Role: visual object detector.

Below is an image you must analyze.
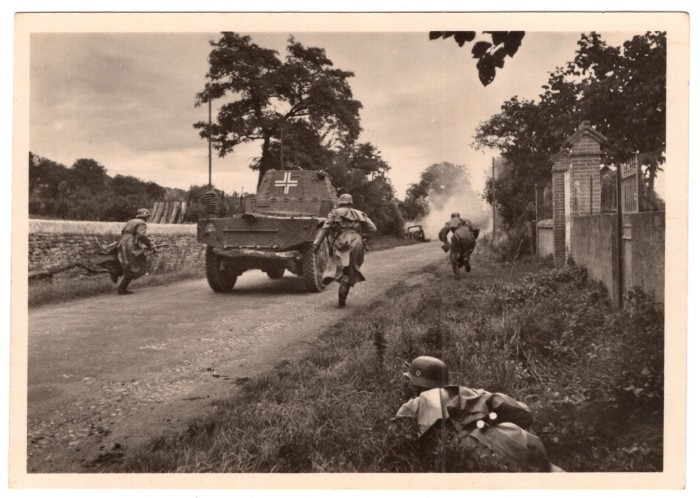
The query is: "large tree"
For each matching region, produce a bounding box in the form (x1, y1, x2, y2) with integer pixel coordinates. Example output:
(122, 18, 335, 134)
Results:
(326, 143, 402, 234)
(195, 33, 362, 186)
(475, 31, 666, 224)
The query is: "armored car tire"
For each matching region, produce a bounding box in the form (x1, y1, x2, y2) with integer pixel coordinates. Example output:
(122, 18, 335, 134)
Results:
(205, 246, 238, 292)
(302, 241, 328, 293)
(265, 267, 285, 279)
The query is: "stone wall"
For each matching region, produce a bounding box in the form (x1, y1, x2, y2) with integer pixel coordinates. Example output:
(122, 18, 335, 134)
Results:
(536, 219, 553, 258)
(628, 211, 665, 304)
(29, 220, 204, 276)
(570, 212, 664, 306)
(570, 214, 618, 303)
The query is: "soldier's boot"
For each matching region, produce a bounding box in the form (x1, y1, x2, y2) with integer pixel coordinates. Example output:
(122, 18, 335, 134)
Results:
(338, 278, 350, 307)
(118, 276, 134, 295)
(464, 254, 471, 273)
(452, 263, 461, 279)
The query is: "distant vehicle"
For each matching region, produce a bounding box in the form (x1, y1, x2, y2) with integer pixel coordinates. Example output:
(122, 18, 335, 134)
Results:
(197, 170, 336, 293)
(403, 224, 428, 242)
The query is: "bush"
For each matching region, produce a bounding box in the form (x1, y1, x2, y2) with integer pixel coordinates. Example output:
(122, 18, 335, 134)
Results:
(480, 223, 534, 262)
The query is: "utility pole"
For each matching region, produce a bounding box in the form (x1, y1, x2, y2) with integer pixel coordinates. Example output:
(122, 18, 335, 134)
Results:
(492, 157, 496, 236)
(280, 122, 284, 169)
(208, 99, 212, 188)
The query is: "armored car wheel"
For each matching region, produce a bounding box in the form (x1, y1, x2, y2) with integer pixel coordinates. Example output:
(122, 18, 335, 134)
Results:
(265, 267, 285, 279)
(302, 240, 328, 293)
(205, 247, 237, 292)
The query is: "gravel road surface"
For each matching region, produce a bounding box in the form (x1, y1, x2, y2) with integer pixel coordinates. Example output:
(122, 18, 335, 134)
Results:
(27, 241, 444, 472)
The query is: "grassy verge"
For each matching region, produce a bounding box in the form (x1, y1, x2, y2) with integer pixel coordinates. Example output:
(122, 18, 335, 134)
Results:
(28, 264, 204, 308)
(111, 251, 662, 473)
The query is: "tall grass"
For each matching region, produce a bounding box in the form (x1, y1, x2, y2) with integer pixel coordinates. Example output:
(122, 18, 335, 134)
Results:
(109, 254, 662, 473)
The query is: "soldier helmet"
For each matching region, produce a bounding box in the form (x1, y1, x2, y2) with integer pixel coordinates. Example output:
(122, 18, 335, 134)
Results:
(448, 218, 462, 229)
(338, 193, 354, 206)
(450, 212, 461, 218)
(403, 356, 449, 389)
(135, 208, 151, 219)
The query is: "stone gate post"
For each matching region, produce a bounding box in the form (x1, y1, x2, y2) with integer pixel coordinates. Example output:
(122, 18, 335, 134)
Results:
(551, 121, 607, 267)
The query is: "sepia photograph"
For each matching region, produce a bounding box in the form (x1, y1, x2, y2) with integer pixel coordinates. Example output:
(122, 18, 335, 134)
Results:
(8, 9, 690, 490)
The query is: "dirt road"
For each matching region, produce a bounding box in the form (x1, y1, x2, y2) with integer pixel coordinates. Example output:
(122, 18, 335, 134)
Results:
(27, 242, 445, 472)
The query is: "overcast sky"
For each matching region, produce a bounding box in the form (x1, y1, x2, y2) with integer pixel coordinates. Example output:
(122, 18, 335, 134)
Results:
(30, 31, 640, 199)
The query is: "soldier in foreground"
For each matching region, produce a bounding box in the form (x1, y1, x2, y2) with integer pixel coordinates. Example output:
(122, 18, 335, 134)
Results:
(438, 212, 479, 277)
(391, 356, 562, 472)
(312, 193, 377, 307)
(113, 208, 155, 295)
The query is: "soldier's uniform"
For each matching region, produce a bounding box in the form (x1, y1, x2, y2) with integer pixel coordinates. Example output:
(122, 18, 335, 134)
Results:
(438, 213, 479, 277)
(312, 194, 376, 307)
(390, 356, 562, 472)
(116, 211, 155, 294)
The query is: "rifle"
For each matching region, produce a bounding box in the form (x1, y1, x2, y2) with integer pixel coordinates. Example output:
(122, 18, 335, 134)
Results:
(133, 243, 170, 256)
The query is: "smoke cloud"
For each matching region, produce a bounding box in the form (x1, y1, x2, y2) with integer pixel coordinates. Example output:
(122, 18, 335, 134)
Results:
(410, 168, 491, 240)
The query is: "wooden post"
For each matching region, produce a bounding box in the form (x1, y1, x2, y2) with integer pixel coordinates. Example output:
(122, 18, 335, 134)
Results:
(208, 99, 212, 188)
(152, 202, 165, 224)
(492, 157, 496, 236)
(589, 176, 593, 215)
(534, 183, 538, 256)
(280, 123, 284, 169)
(615, 163, 624, 307)
(168, 201, 180, 224)
(179, 201, 187, 223)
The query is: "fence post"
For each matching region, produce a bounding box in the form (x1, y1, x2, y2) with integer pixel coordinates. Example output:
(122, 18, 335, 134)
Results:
(615, 163, 624, 307)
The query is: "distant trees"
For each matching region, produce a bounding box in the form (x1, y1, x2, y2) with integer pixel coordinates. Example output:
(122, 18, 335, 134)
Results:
(194, 33, 362, 186)
(475, 31, 666, 225)
(29, 152, 167, 221)
(400, 162, 471, 221)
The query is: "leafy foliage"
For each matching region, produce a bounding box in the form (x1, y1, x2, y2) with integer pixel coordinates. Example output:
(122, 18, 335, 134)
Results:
(429, 31, 526, 86)
(327, 143, 403, 235)
(195, 33, 362, 186)
(475, 31, 666, 225)
(29, 153, 167, 221)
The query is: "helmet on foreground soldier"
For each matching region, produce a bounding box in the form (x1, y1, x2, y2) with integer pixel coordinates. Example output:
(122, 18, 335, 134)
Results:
(135, 208, 151, 220)
(450, 212, 461, 218)
(403, 356, 449, 389)
(337, 193, 354, 206)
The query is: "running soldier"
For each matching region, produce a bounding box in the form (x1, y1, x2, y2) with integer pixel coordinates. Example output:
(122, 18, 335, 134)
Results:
(438, 212, 479, 277)
(312, 193, 377, 307)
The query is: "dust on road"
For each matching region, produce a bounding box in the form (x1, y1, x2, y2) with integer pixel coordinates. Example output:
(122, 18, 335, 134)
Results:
(26, 241, 446, 472)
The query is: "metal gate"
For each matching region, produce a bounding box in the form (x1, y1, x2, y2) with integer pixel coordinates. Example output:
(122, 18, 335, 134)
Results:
(621, 154, 641, 214)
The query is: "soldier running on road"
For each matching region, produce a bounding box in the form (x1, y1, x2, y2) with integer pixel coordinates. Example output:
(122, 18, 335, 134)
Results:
(438, 212, 479, 277)
(312, 193, 377, 307)
(115, 208, 156, 295)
